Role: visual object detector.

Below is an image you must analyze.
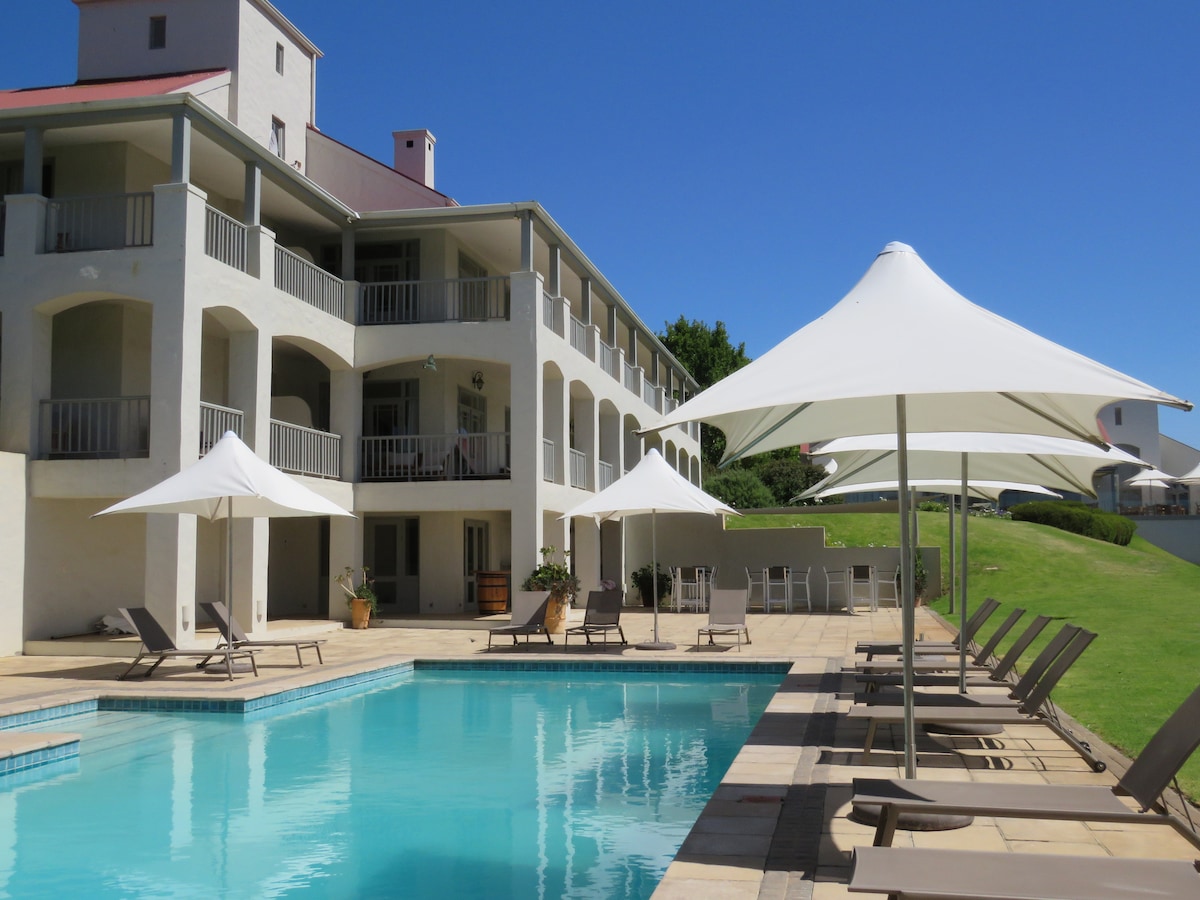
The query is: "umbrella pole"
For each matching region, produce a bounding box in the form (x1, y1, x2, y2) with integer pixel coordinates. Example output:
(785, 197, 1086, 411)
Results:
(959, 455, 969, 693)
(947, 496, 955, 615)
(897, 396, 917, 779)
(636, 508, 676, 650)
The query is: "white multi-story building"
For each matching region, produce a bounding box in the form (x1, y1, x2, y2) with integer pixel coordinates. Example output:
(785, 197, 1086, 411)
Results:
(0, 0, 701, 652)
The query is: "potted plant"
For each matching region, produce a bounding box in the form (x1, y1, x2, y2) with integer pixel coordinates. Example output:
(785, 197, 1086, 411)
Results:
(632, 563, 671, 608)
(336, 565, 377, 629)
(520, 546, 580, 633)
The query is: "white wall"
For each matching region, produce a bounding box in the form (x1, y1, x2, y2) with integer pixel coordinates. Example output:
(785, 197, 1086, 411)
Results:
(0, 454, 26, 654)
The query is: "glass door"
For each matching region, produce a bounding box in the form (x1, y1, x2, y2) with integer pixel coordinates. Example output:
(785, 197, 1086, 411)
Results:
(366, 517, 420, 614)
(463, 520, 489, 610)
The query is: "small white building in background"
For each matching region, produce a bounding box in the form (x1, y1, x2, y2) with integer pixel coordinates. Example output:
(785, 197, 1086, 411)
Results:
(0, 0, 702, 652)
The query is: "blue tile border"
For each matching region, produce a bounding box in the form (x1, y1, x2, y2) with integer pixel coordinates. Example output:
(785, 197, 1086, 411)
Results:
(418, 659, 792, 675)
(0, 700, 98, 731)
(0, 739, 80, 777)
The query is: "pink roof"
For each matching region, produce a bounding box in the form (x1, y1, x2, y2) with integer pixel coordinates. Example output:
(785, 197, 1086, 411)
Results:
(0, 70, 227, 111)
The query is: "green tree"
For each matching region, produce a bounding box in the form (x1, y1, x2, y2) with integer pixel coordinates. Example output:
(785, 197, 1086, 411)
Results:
(704, 468, 775, 510)
(749, 455, 829, 506)
(658, 317, 751, 468)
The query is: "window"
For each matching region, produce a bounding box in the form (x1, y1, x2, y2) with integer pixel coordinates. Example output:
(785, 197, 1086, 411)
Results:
(1113, 406, 1123, 426)
(269, 118, 285, 159)
(275, 43, 285, 75)
(149, 16, 167, 49)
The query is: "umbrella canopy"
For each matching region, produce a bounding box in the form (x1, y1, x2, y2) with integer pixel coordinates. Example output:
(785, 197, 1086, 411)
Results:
(561, 449, 737, 649)
(647, 243, 1190, 778)
(1173, 462, 1200, 486)
(96, 431, 353, 521)
(95, 432, 353, 632)
(806, 479, 1061, 504)
(650, 243, 1189, 462)
(802, 433, 1148, 499)
(1123, 467, 1175, 490)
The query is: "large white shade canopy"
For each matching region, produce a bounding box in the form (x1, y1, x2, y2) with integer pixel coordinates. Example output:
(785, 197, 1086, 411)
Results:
(95, 431, 354, 521)
(806, 479, 1060, 504)
(649, 243, 1190, 461)
(802, 432, 1148, 499)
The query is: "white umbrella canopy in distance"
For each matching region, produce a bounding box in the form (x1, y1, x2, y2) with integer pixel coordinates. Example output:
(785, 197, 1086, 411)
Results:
(646, 243, 1191, 778)
(805, 479, 1061, 504)
(561, 448, 738, 650)
(1123, 467, 1175, 490)
(95, 431, 354, 631)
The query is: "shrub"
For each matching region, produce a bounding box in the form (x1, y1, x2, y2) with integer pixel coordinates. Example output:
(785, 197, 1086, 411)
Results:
(705, 468, 776, 509)
(751, 457, 830, 506)
(917, 500, 947, 512)
(1008, 500, 1136, 546)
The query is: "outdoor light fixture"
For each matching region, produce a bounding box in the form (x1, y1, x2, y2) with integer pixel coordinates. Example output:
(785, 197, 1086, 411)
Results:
(181, 604, 190, 630)
(423, 354, 437, 372)
(472, 370, 485, 391)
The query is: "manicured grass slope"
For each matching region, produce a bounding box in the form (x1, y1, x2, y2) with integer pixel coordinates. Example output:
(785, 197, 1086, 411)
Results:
(730, 511, 1200, 798)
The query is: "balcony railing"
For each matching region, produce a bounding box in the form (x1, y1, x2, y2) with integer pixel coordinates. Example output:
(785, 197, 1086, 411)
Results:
(40, 396, 150, 459)
(598, 341, 614, 377)
(204, 206, 247, 272)
(543, 438, 556, 483)
(271, 420, 341, 479)
(642, 381, 661, 412)
(599, 459, 614, 491)
(361, 432, 510, 482)
(542, 292, 555, 330)
(199, 401, 244, 455)
(359, 276, 510, 325)
(569, 315, 588, 355)
(45, 193, 154, 253)
(623, 361, 638, 394)
(569, 448, 588, 489)
(275, 246, 344, 317)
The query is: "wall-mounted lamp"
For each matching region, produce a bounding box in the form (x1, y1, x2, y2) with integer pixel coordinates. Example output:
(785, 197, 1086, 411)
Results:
(423, 354, 437, 372)
(256, 600, 266, 623)
(181, 604, 191, 630)
(471, 370, 485, 391)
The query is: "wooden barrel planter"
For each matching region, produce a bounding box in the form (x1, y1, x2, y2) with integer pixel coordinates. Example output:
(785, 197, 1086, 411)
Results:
(477, 571, 510, 615)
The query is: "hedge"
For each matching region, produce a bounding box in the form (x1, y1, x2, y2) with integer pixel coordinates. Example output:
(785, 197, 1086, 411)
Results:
(1008, 500, 1136, 546)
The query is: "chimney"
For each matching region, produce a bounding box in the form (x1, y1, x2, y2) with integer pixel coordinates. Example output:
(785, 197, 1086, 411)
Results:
(393, 129, 436, 189)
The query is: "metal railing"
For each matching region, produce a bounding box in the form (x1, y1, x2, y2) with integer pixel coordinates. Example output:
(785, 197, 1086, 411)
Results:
(271, 420, 341, 479)
(359, 276, 510, 325)
(623, 361, 638, 394)
(569, 315, 588, 355)
(45, 192, 154, 253)
(275, 246, 344, 317)
(199, 402, 244, 455)
(542, 292, 555, 330)
(598, 341, 614, 377)
(599, 459, 615, 491)
(642, 381, 660, 412)
(569, 448, 588, 489)
(360, 432, 509, 481)
(40, 396, 150, 459)
(543, 438, 556, 483)
(204, 206, 247, 272)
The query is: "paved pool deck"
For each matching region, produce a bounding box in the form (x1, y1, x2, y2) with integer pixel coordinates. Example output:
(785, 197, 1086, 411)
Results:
(1, 605, 1197, 899)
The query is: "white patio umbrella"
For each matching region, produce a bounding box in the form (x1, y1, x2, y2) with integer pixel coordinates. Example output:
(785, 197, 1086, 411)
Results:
(806, 478, 1061, 504)
(647, 242, 1190, 777)
(95, 431, 354, 630)
(560, 448, 738, 650)
(1124, 466, 1176, 508)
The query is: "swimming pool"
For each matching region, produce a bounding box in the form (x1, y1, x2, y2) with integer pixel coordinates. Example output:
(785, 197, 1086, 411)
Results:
(1, 663, 784, 898)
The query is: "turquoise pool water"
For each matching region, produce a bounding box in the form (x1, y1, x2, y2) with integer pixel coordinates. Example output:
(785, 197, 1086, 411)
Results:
(1, 665, 782, 898)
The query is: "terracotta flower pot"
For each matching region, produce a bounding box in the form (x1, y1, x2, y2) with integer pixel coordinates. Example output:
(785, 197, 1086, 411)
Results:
(350, 598, 372, 629)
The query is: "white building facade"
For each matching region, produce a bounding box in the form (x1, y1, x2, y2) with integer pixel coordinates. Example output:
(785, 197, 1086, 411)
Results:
(0, 0, 701, 652)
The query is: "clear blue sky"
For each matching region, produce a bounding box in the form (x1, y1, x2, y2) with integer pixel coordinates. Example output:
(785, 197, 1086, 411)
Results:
(9, 1, 1200, 446)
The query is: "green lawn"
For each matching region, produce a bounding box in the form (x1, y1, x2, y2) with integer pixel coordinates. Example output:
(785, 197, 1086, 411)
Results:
(730, 511, 1200, 798)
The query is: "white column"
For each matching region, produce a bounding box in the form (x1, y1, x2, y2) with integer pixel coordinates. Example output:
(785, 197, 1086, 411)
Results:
(509, 270, 545, 580)
(228, 329, 271, 635)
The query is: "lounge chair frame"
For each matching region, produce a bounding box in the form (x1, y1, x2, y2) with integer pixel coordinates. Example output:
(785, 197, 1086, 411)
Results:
(697, 589, 751, 650)
(487, 597, 554, 650)
(198, 601, 325, 667)
(564, 590, 627, 646)
(118, 606, 258, 682)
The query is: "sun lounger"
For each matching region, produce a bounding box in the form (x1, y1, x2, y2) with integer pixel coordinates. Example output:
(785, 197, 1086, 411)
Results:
(856, 613, 1051, 690)
(853, 680, 1200, 848)
(118, 606, 258, 681)
(848, 628, 1103, 768)
(697, 589, 751, 650)
(487, 596, 553, 650)
(848, 847, 1200, 899)
(856, 596, 1001, 659)
(198, 601, 324, 667)
(564, 589, 626, 646)
(854, 621, 1079, 707)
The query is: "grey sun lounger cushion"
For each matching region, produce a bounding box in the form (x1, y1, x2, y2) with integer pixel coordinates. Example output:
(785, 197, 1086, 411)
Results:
(848, 847, 1200, 899)
(487, 597, 553, 650)
(198, 601, 325, 667)
(853, 680, 1200, 848)
(118, 606, 259, 682)
(565, 589, 627, 646)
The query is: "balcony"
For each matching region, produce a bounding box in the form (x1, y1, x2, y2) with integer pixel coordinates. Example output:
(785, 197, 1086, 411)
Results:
(271, 420, 341, 479)
(45, 193, 153, 253)
(40, 397, 150, 459)
(360, 276, 510, 325)
(361, 432, 510, 482)
(204, 206, 247, 272)
(543, 438, 556, 483)
(275, 246, 344, 318)
(199, 401, 244, 453)
(569, 448, 589, 489)
(599, 459, 615, 491)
